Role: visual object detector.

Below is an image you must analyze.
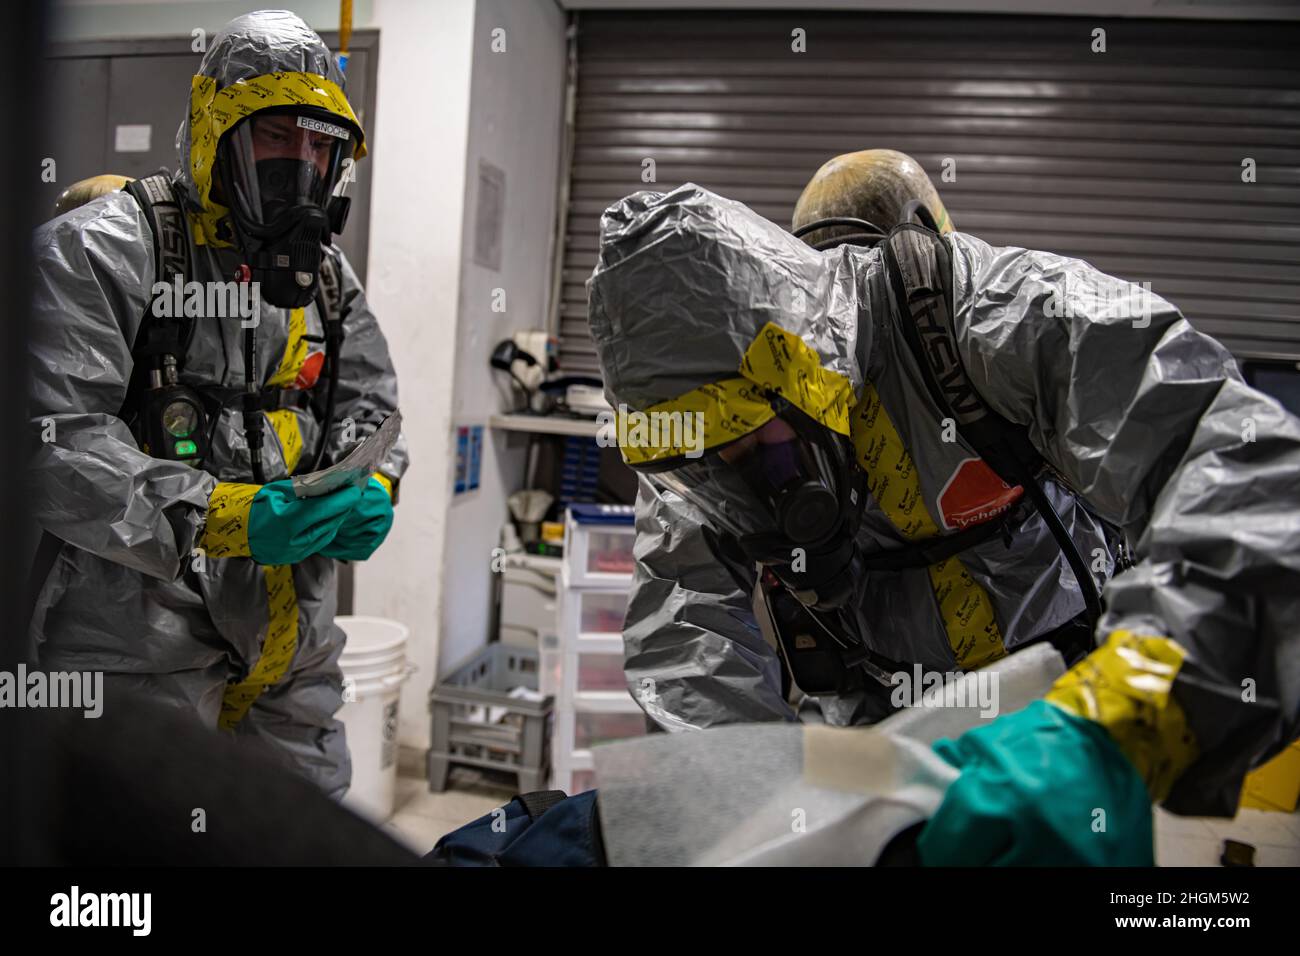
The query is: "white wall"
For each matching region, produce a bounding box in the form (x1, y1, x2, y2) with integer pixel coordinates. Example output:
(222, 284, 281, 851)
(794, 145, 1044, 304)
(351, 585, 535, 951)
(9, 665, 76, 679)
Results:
(353, 0, 477, 749)
(342, 0, 568, 748)
(436, 0, 568, 681)
(354, 0, 568, 749)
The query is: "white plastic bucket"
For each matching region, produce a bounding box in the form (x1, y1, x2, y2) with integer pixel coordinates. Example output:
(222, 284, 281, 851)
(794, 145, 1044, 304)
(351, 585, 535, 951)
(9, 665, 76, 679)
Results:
(335, 616, 414, 822)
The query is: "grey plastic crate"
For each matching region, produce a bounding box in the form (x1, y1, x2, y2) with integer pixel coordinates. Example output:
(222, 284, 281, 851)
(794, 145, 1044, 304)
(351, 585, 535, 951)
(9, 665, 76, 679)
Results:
(427, 643, 553, 793)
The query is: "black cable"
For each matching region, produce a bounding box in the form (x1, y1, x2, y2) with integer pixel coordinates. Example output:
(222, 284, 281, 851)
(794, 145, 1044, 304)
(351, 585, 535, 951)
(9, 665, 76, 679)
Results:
(243, 322, 266, 484)
(508, 370, 533, 412)
(309, 350, 339, 471)
(792, 216, 889, 241)
(308, 312, 343, 471)
(900, 199, 940, 233)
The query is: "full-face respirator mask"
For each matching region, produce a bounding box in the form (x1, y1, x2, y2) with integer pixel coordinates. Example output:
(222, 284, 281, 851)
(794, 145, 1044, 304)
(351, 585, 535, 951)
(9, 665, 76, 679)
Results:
(216, 108, 357, 308)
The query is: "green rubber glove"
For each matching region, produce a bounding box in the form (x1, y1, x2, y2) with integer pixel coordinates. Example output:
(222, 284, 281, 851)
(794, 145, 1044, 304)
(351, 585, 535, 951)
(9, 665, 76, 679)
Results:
(321, 476, 395, 561)
(248, 479, 363, 566)
(916, 700, 1154, 866)
(203, 479, 362, 565)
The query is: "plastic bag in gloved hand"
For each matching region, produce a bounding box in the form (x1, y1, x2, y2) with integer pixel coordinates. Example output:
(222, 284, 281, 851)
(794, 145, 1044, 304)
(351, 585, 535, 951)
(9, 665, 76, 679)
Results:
(591, 643, 1066, 866)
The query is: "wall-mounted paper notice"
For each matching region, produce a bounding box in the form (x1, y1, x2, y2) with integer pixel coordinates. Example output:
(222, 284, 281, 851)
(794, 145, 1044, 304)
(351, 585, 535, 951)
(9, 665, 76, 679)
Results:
(114, 124, 152, 153)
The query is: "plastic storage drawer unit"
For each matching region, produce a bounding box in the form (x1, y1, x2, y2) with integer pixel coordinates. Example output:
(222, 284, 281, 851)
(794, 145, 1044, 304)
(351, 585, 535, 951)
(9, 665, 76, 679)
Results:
(563, 503, 636, 588)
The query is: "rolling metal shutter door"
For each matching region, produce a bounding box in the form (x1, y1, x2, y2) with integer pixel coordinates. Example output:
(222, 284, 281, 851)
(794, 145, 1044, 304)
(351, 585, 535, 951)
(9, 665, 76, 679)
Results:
(559, 11, 1300, 376)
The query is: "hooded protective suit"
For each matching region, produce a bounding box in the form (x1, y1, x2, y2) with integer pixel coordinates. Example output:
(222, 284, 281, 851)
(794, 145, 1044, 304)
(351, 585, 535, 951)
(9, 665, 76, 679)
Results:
(28, 11, 407, 797)
(587, 183, 1300, 817)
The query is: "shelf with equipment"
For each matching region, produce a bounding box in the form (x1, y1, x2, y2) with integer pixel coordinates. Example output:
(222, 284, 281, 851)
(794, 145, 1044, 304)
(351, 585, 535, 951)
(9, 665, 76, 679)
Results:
(488, 413, 603, 438)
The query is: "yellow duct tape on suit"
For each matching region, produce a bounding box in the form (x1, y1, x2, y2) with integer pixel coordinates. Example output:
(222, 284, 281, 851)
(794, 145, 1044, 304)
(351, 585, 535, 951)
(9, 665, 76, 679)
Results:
(1046, 629, 1198, 801)
(264, 306, 310, 474)
(850, 383, 1007, 669)
(188, 70, 365, 246)
(741, 323, 855, 432)
(220, 564, 300, 729)
(617, 322, 854, 466)
(617, 322, 1010, 672)
(202, 482, 258, 558)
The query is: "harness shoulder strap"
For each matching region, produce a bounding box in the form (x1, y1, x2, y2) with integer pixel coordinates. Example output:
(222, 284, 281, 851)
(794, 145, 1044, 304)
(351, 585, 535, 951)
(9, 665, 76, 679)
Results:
(882, 223, 1104, 625)
(122, 172, 194, 361)
(881, 223, 1040, 484)
(316, 247, 344, 324)
(515, 790, 569, 820)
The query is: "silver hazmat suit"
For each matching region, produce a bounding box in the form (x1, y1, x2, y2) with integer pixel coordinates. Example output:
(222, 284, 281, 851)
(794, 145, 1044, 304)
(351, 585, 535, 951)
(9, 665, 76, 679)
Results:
(586, 184, 1300, 816)
(28, 11, 408, 797)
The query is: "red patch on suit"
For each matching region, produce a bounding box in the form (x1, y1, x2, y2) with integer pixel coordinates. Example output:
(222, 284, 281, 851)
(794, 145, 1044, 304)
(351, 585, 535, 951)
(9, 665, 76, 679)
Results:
(937, 458, 1023, 531)
(295, 351, 325, 390)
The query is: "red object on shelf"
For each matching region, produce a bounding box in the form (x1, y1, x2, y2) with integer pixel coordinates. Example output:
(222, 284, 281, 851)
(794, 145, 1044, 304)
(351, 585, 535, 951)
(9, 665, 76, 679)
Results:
(591, 552, 635, 573)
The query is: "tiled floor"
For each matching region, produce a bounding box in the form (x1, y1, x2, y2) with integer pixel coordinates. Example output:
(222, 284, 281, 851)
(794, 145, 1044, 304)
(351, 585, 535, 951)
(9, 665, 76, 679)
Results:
(1155, 806, 1300, 867)
(383, 751, 517, 855)
(384, 748, 1300, 865)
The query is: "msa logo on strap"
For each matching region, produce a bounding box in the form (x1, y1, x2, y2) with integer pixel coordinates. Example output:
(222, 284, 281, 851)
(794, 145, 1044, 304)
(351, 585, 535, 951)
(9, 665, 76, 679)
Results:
(914, 297, 984, 425)
(296, 115, 350, 140)
(155, 205, 188, 283)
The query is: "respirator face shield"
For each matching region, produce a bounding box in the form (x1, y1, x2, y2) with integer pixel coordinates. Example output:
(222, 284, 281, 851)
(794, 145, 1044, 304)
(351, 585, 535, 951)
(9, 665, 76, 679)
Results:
(217, 107, 358, 307)
(642, 406, 864, 603)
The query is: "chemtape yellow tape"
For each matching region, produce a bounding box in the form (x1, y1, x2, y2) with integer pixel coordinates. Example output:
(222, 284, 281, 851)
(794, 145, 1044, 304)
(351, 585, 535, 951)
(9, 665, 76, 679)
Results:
(267, 307, 308, 388)
(219, 563, 300, 730)
(201, 482, 258, 558)
(263, 307, 309, 475)
(617, 377, 774, 466)
(1046, 629, 1198, 801)
(740, 323, 854, 436)
(850, 384, 1006, 669)
(616, 322, 852, 465)
(266, 408, 304, 475)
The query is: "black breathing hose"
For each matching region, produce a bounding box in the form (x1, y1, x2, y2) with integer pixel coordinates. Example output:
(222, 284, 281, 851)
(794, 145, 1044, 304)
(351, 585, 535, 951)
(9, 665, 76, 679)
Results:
(310, 330, 341, 471)
(243, 321, 266, 485)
